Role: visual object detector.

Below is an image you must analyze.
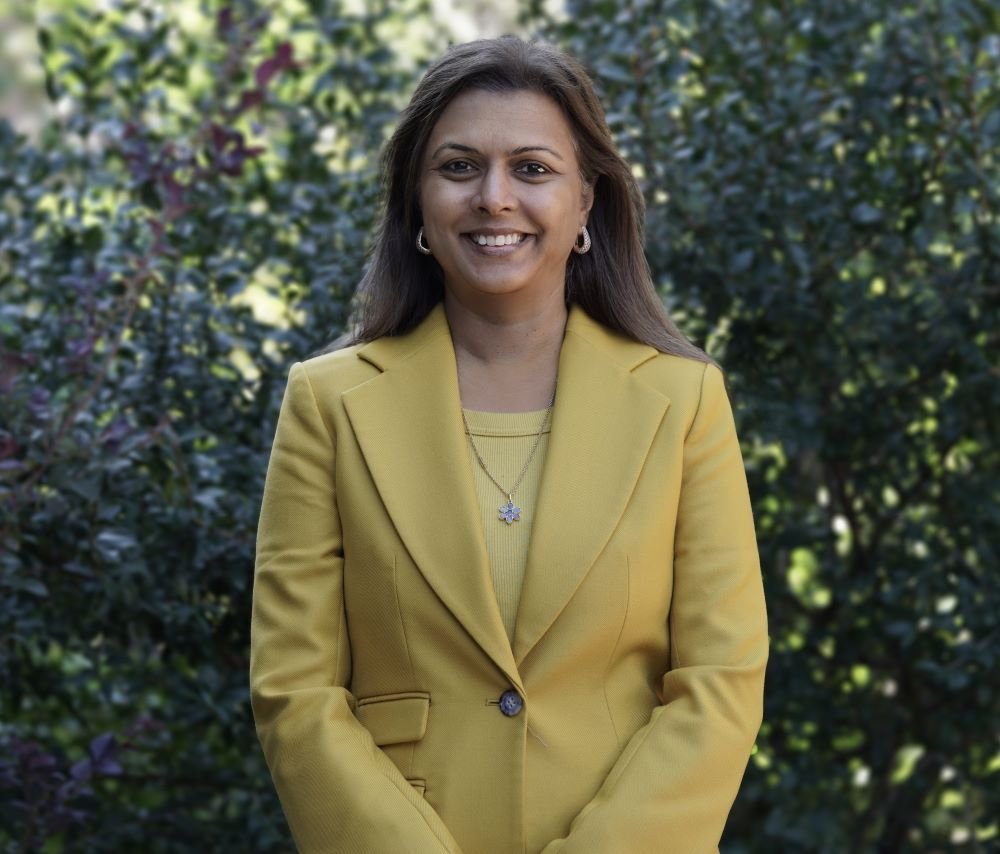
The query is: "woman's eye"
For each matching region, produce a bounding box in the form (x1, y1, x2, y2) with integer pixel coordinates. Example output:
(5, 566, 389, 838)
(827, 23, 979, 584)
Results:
(442, 160, 475, 174)
(519, 162, 549, 176)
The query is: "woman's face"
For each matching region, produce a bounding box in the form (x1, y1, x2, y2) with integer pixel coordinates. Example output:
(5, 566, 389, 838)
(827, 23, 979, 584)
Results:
(419, 88, 593, 310)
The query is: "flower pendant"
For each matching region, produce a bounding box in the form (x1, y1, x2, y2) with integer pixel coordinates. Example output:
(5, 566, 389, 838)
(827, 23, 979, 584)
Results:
(498, 499, 521, 525)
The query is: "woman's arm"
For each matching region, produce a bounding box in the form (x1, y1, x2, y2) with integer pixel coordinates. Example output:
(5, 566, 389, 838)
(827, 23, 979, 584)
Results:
(541, 363, 768, 853)
(250, 362, 462, 854)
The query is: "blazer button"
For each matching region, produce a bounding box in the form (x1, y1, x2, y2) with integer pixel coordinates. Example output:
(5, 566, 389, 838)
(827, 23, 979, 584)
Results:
(498, 689, 523, 717)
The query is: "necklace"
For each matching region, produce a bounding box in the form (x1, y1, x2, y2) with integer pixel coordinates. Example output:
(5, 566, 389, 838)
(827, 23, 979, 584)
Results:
(461, 393, 555, 525)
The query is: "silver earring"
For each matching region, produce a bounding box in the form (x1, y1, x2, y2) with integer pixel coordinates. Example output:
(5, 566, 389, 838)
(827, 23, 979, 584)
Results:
(572, 225, 592, 255)
(416, 227, 432, 255)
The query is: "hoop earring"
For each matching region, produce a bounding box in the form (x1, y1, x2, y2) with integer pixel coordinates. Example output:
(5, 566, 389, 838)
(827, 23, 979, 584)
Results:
(572, 225, 592, 255)
(416, 227, 432, 255)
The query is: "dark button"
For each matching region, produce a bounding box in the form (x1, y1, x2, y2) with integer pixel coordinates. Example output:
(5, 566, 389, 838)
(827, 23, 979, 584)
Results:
(498, 689, 523, 717)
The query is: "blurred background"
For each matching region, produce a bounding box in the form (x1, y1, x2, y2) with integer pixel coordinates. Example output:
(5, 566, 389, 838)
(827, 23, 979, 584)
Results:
(1, 0, 997, 851)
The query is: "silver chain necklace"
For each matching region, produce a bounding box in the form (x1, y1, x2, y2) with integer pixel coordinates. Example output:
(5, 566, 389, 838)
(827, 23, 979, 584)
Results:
(461, 393, 555, 525)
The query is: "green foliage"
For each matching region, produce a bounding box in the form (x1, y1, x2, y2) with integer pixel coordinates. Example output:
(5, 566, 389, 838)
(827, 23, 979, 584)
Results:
(538, 0, 1000, 850)
(1, 0, 438, 849)
(2, 0, 997, 851)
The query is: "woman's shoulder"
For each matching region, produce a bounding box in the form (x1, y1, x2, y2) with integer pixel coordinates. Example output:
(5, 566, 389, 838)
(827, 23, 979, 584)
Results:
(570, 306, 718, 412)
(293, 341, 380, 398)
(635, 350, 720, 413)
(636, 350, 722, 397)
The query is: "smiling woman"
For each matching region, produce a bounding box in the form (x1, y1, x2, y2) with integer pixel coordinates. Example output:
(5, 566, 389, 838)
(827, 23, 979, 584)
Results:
(250, 35, 768, 854)
(419, 90, 592, 321)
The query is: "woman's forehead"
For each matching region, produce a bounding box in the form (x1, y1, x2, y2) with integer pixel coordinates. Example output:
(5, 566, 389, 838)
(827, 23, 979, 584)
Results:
(425, 89, 578, 159)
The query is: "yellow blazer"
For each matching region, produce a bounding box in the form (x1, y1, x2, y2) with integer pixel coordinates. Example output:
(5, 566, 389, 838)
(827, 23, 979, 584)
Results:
(250, 302, 768, 854)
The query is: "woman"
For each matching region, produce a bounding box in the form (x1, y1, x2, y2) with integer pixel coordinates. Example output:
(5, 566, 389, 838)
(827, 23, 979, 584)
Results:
(250, 35, 767, 854)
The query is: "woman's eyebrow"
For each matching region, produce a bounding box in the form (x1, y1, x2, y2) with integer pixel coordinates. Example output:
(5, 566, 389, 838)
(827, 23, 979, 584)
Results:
(430, 142, 565, 161)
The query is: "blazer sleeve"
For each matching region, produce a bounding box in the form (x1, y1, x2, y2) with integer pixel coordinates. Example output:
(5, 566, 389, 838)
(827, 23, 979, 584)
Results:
(250, 362, 462, 854)
(541, 363, 768, 854)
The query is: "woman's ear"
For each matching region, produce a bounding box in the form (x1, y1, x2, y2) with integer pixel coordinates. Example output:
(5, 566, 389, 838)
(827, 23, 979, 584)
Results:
(580, 179, 595, 224)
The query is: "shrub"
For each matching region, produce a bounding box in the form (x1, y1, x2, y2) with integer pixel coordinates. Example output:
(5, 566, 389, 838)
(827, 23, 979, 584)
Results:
(541, 0, 1000, 849)
(1, 1, 438, 849)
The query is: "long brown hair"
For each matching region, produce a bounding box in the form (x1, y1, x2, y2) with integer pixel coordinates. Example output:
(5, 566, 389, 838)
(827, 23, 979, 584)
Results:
(343, 35, 708, 362)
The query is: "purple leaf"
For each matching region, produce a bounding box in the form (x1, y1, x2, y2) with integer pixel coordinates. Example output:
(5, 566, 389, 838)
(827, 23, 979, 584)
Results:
(89, 733, 115, 762)
(238, 89, 264, 113)
(21, 745, 58, 773)
(89, 733, 123, 778)
(101, 417, 131, 446)
(70, 338, 94, 360)
(255, 42, 295, 89)
(69, 758, 92, 781)
(216, 7, 234, 36)
(0, 431, 18, 459)
(208, 123, 265, 176)
(95, 756, 123, 777)
(29, 386, 51, 416)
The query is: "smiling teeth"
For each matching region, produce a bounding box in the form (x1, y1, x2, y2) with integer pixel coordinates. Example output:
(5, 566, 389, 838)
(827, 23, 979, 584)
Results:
(471, 233, 524, 246)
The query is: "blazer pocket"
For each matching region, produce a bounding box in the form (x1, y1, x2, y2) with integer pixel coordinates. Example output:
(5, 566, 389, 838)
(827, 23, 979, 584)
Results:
(355, 691, 430, 746)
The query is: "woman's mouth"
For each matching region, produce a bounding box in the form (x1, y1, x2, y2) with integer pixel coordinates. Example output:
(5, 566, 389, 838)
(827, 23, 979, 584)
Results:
(466, 232, 529, 247)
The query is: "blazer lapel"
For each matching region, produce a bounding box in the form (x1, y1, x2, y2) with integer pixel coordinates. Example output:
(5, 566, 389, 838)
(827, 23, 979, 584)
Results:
(512, 306, 672, 665)
(340, 302, 671, 681)
(342, 305, 522, 691)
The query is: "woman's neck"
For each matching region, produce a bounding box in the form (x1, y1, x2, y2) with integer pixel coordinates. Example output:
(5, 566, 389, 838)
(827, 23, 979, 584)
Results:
(444, 292, 567, 413)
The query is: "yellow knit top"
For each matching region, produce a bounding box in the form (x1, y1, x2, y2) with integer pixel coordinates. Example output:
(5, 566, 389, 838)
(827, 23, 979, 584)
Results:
(462, 407, 552, 642)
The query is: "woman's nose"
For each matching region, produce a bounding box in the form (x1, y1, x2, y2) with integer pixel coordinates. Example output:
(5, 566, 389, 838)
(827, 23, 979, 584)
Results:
(473, 166, 516, 214)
